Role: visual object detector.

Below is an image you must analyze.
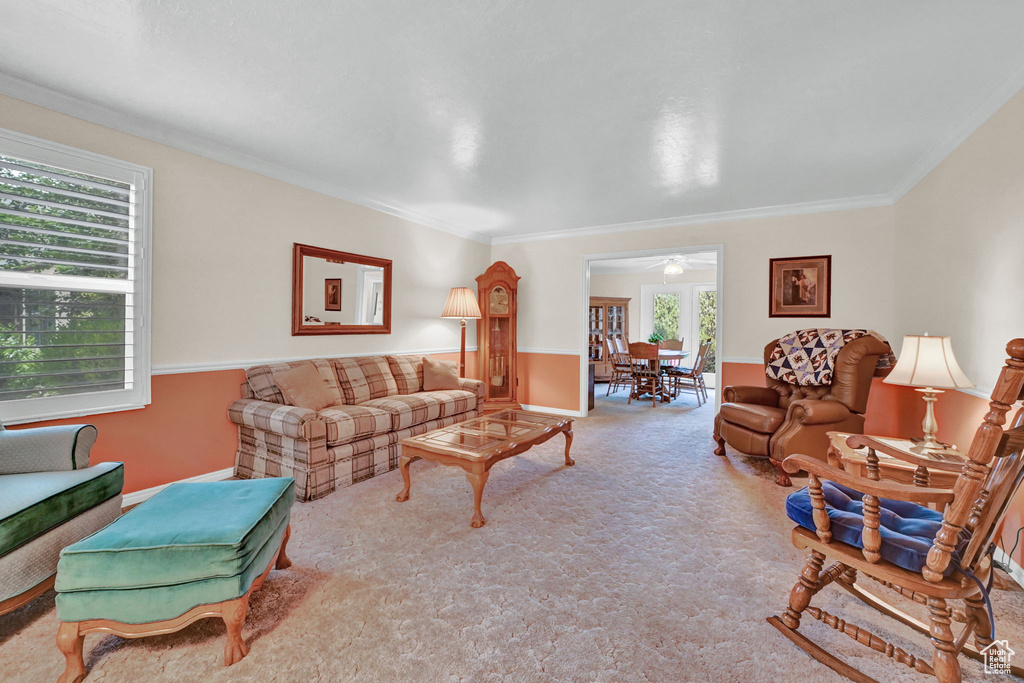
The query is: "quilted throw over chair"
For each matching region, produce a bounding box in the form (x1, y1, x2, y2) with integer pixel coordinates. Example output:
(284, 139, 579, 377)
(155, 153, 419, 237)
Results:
(768, 339, 1024, 683)
(713, 333, 891, 486)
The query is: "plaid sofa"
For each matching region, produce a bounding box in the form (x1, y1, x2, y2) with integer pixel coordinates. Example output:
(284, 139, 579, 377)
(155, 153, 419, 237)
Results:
(228, 355, 484, 501)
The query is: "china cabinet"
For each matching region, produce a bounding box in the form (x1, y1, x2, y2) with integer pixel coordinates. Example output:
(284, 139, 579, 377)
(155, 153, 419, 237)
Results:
(589, 296, 630, 381)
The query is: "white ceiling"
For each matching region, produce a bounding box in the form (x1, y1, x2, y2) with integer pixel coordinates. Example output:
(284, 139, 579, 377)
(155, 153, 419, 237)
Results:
(590, 252, 717, 275)
(3, 2, 1024, 243)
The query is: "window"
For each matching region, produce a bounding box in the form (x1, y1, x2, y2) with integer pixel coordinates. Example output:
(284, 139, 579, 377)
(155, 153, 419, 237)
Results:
(0, 128, 151, 424)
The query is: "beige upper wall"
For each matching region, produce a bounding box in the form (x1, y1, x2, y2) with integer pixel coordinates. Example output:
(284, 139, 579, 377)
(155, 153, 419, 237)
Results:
(0, 94, 491, 367)
(895, 87, 1024, 393)
(494, 206, 899, 359)
(590, 268, 717, 342)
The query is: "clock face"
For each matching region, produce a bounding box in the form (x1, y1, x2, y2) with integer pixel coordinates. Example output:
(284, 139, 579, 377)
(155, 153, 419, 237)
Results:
(489, 286, 509, 315)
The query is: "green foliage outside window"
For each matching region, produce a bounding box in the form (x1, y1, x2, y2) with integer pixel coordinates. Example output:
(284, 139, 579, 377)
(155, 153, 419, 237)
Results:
(652, 293, 679, 342)
(699, 290, 717, 373)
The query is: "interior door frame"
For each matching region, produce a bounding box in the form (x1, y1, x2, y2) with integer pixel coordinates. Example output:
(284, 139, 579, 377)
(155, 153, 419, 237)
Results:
(580, 244, 724, 417)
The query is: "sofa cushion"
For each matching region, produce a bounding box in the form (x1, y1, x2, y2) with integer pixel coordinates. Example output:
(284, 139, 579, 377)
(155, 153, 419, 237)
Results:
(386, 355, 425, 394)
(272, 362, 343, 411)
(247, 359, 344, 405)
(421, 389, 478, 417)
(719, 402, 787, 434)
(361, 394, 445, 431)
(56, 478, 294, 593)
(333, 356, 398, 404)
(319, 404, 393, 445)
(0, 461, 123, 556)
(423, 358, 460, 390)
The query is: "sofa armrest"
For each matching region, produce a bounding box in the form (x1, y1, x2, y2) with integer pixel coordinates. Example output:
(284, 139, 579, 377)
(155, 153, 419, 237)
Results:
(0, 424, 97, 474)
(723, 386, 779, 407)
(228, 399, 324, 440)
(786, 399, 853, 426)
(458, 378, 486, 401)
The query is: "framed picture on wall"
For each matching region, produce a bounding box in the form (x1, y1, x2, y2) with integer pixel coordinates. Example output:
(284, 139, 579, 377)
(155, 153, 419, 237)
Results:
(769, 255, 831, 317)
(324, 278, 342, 311)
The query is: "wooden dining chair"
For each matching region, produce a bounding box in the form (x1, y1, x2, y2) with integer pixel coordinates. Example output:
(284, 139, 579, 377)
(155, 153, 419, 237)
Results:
(627, 342, 666, 406)
(660, 338, 684, 351)
(666, 341, 711, 406)
(769, 338, 1024, 683)
(606, 337, 632, 395)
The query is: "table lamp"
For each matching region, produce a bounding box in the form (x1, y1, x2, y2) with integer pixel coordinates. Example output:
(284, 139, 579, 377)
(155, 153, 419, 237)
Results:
(883, 334, 974, 451)
(441, 287, 482, 378)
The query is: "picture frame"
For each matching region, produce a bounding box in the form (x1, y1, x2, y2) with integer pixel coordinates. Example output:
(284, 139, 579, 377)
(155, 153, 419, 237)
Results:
(324, 278, 342, 311)
(768, 255, 831, 318)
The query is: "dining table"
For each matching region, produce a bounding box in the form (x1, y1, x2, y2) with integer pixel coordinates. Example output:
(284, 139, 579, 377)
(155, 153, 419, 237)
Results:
(630, 349, 690, 402)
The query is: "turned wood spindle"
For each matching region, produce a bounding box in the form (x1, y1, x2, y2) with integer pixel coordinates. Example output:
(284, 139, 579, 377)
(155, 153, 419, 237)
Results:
(808, 473, 832, 543)
(914, 464, 930, 487)
(861, 493, 882, 563)
(865, 447, 881, 481)
(806, 606, 934, 675)
(783, 550, 825, 629)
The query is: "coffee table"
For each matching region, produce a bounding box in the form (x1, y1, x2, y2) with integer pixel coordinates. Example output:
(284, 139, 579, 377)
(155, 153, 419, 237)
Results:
(395, 409, 574, 528)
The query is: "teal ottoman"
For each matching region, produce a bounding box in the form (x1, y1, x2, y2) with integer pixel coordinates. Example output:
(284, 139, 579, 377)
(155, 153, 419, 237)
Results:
(54, 478, 294, 683)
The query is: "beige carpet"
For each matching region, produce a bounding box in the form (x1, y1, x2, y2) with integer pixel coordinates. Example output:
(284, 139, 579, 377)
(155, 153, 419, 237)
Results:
(3, 392, 1023, 682)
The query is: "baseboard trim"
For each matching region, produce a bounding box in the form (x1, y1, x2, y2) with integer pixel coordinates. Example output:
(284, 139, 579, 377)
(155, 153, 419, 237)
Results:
(121, 467, 235, 507)
(521, 404, 582, 417)
(994, 547, 1024, 590)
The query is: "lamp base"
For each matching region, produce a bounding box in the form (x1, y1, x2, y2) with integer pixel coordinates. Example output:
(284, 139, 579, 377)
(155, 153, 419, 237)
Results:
(915, 387, 945, 453)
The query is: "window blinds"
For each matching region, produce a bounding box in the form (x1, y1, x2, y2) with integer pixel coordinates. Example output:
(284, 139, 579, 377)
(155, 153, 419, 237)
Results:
(0, 153, 138, 402)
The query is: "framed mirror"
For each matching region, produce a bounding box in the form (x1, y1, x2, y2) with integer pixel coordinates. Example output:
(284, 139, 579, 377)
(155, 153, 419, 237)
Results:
(291, 243, 392, 335)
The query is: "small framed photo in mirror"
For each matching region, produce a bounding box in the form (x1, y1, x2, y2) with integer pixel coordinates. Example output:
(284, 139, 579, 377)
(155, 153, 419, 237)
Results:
(325, 279, 342, 311)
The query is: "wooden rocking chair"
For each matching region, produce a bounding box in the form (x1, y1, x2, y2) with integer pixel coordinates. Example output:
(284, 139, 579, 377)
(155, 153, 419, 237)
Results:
(769, 339, 1024, 683)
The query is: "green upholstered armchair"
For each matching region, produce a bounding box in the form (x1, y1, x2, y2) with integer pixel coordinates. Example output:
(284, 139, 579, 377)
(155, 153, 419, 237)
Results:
(0, 421, 123, 616)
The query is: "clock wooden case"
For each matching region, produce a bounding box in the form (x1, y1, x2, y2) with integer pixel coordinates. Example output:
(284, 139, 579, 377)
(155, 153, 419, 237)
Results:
(476, 261, 522, 412)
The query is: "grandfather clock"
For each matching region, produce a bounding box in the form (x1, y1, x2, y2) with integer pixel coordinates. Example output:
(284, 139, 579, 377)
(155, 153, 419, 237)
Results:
(476, 261, 521, 412)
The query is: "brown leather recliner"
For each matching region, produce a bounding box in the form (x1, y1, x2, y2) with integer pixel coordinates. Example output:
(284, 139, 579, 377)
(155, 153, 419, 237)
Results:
(713, 335, 890, 487)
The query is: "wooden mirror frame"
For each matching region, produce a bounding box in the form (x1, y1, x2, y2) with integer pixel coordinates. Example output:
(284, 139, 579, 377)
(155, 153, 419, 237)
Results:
(291, 243, 392, 335)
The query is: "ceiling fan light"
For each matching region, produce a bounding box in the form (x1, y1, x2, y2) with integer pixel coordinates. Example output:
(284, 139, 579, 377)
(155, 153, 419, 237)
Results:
(663, 262, 684, 275)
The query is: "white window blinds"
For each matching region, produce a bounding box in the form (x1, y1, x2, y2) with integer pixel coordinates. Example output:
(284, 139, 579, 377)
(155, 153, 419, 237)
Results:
(0, 129, 151, 424)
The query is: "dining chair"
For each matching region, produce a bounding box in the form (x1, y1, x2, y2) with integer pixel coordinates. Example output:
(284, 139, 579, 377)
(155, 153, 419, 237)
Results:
(660, 339, 684, 369)
(666, 341, 711, 406)
(606, 337, 632, 395)
(627, 342, 666, 406)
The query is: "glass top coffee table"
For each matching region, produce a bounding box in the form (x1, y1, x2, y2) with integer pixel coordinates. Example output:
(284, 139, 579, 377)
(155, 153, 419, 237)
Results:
(395, 409, 575, 528)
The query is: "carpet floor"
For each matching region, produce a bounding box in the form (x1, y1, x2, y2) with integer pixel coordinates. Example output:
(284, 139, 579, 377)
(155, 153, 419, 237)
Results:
(3, 391, 1023, 682)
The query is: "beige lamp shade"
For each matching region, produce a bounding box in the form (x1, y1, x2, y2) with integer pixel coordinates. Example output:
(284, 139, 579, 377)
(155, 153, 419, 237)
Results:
(883, 335, 975, 389)
(441, 287, 482, 319)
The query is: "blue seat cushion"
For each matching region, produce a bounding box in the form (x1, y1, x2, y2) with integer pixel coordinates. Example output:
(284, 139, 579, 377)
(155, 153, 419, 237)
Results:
(786, 480, 967, 575)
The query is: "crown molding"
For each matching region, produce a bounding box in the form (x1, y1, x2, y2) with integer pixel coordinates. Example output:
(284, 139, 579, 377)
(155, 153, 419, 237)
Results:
(490, 193, 894, 245)
(0, 72, 491, 245)
(6, 58, 1023, 249)
(886, 59, 1024, 201)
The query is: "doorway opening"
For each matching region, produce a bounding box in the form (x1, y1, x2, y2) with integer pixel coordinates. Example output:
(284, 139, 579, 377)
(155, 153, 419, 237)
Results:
(580, 246, 722, 417)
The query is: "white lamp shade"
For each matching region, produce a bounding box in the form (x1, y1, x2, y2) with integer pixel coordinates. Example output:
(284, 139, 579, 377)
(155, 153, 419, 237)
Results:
(883, 335, 975, 389)
(441, 287, 482, 319)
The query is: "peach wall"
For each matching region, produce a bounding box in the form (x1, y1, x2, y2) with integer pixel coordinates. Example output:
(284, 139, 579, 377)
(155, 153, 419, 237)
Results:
(517, 353, 580, 412)
(9, 370, 244, 494)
